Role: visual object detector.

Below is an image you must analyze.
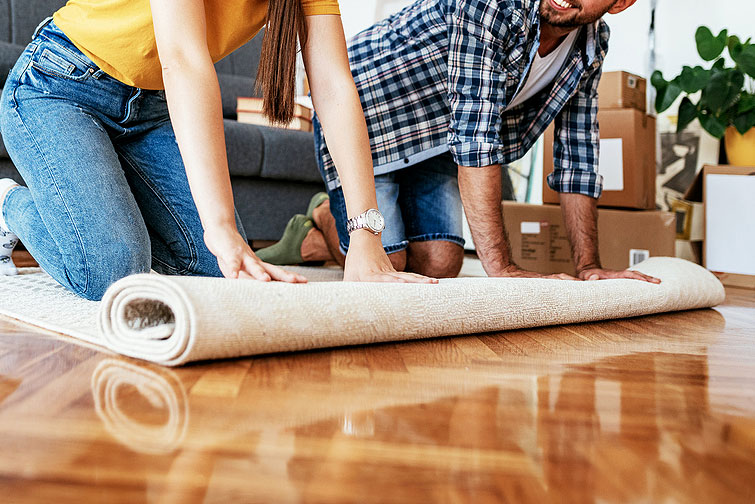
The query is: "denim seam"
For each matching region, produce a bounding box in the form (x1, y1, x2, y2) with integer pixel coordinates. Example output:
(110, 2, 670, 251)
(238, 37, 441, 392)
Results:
(405, 233, 465, 246)
(9, 44, 40, 109)
(383, 240, 410, 254)
(118, 88, 141, 126)
(9, 106, 91, 293)
(31, 61, 93, 83)
(150, 255, 181, 275)
(37, 33, 98, 69)
(117, 151, 198, 274)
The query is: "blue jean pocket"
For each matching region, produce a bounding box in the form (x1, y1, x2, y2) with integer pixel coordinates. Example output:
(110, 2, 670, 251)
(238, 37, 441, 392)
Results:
(31, 46, 94, 82)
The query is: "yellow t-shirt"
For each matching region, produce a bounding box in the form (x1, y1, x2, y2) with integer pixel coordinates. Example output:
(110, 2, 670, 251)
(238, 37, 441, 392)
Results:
(52, 0, 340, 90)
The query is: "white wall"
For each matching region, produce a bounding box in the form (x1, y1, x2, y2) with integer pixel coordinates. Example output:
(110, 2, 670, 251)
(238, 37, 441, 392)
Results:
(603, 0, 755, 79)
(340, 0, 414, 38)
(342, 0, 755, 79)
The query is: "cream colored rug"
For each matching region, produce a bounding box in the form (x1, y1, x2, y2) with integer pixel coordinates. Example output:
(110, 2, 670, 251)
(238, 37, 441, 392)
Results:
(0, 258, 724, 366)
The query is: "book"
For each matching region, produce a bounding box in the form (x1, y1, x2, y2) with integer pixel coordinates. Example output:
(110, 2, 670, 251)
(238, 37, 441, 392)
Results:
(236, 111, 313, 132)
(237, 96, 313, 132)
(237, 96, 312, 119)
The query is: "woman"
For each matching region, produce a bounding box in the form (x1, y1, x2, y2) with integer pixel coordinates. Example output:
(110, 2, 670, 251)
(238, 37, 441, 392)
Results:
(0, 0, 433, 300)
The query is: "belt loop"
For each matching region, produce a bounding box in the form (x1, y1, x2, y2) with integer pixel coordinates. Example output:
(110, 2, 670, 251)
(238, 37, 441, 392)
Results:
(31, 16, 54, 40)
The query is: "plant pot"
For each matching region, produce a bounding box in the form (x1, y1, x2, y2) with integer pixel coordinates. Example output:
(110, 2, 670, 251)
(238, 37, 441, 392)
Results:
(724, 126, 755, 167)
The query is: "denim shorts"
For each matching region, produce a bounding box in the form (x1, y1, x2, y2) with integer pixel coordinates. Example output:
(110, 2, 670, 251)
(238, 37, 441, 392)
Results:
(323, 151, 465, 255)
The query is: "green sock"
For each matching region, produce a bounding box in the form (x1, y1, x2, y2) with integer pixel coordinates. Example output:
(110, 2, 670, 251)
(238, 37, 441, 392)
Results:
(255, 215, 313, 265)
(306, 192, 329, 220)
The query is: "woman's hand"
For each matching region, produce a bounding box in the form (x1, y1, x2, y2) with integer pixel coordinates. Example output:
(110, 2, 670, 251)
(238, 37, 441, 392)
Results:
(343, 232, 437, 284)
(204, 226, 307, 283)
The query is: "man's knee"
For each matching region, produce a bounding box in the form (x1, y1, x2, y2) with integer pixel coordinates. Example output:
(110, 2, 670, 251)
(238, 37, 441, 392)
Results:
(388, 249, 407, 271)
(406, 241, 464, 278)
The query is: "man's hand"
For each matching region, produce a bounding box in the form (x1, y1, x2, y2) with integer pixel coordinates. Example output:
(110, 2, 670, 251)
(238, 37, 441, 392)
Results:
(496, 265, 577, 280)
(578, 267, 661, 284)
(458, 165, 576, 281)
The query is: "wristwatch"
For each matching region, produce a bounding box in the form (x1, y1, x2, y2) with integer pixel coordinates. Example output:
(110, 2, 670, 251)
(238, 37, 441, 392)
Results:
(346, 208, 385, 235)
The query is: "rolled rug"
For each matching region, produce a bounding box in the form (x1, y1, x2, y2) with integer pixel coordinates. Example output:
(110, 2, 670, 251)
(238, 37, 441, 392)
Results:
(98, 257, 725, 367)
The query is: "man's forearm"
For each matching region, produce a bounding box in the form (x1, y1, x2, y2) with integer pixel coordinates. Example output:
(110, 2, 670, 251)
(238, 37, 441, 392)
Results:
(457, 165, 516, 275)
(559, 192, 601, 273)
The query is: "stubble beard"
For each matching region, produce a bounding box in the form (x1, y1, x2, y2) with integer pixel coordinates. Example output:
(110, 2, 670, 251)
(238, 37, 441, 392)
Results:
(540, 0, 617, 29)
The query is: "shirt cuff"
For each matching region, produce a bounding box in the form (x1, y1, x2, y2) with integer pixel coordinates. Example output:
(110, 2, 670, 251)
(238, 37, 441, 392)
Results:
(547, 169, 603, 199)
(448, 141, 503, 168)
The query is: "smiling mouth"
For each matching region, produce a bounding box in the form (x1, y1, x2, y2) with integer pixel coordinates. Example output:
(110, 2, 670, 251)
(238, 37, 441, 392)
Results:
(551, 0, 576, 10)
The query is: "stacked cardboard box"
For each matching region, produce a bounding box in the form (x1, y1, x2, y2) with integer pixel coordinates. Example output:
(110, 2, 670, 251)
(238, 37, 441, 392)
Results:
(543, 71, 656, 210)
(502, 202, 676, 275)
(510, 72, 676, 275)
(678, 166, 755, 289)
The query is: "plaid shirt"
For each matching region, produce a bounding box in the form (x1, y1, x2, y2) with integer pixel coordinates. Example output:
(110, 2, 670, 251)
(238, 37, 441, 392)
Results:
(315, 0, 610, 199)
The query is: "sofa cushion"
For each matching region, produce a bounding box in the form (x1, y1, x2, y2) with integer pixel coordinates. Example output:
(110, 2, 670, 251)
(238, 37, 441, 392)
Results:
(224, 119, 322, 183)
(214, 30, 263, 78)
(0, 41, 24, 87)
(5, 0, 67, 45)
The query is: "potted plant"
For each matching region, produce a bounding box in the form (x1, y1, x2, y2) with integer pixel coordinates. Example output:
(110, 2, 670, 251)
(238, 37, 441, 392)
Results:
(651, 27, 755, 166)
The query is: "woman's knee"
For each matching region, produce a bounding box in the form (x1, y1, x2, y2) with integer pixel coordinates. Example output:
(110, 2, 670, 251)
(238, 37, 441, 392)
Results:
(68, 242, 151, 300)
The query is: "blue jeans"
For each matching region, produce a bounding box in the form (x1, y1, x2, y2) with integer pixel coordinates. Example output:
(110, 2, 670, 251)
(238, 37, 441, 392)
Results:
(322, 153, 465, 255)
(0, 20, 244, 300)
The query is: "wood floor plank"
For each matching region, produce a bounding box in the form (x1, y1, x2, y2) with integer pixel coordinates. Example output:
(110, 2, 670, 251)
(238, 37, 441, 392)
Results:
(0, 285, 752, 502)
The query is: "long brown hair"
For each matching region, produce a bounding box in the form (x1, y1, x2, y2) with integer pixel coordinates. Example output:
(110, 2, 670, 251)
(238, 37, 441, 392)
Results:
(255, 0, 308, 124)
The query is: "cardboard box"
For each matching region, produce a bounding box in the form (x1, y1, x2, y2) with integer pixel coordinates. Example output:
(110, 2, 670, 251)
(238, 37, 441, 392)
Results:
(598, 71, 647, 112)
(543, 109, 656, 210)
(502, 202, 676, 275)
(701, 165, 755, 289)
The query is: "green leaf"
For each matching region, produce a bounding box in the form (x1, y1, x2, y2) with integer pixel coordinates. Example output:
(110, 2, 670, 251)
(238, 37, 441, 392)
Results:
(656, 78, 682, 113)
(733, 111, 755, 135)
(679, 66, 710, 93)
(712, 58, 726, 73)
(703, 69, 744, 114)
(728, 35, 743, 60)
(738, 93, 755, 114)
(696, 26, 727, 61)
(677, 97, 698, 133)
(650, 70, 668, 91)
(699, 113, 727, 138)
(734, 44, 755, 78)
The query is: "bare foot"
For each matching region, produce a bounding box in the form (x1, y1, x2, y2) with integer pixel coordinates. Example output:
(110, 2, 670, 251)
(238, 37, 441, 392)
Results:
(300, 228, 333, 262)
(311, 199, 331, 229)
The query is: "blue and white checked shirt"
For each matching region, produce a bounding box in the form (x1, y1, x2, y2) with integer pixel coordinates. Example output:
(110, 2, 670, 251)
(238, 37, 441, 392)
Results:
(315, 0, 610, 199)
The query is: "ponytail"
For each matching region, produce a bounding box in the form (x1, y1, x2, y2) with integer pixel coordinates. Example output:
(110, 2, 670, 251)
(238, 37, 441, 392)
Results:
(255, 0, 308, 124)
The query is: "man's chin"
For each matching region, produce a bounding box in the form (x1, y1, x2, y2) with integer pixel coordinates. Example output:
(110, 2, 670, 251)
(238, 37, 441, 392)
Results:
(541, 14, 580, 28)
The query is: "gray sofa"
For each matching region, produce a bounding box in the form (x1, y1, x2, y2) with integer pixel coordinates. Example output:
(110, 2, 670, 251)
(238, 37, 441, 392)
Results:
(0, 0, 324, 242)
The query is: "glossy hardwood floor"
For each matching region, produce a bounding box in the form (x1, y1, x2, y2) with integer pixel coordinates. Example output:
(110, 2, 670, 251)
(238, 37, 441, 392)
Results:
(0, 253, 754, 503)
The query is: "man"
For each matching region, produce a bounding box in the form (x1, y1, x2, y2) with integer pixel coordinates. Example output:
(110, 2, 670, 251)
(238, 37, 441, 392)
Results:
(259, 0, 658, 283)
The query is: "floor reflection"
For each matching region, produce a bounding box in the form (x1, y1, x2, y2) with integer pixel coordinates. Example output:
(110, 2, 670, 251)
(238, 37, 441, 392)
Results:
(92, 359, 189, 455)
(2, 306, 750, 502)
(88, 341, 755, 502)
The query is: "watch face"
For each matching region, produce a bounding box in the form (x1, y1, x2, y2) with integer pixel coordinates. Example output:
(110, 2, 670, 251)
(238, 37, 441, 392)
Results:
(365, 209, 385, 232)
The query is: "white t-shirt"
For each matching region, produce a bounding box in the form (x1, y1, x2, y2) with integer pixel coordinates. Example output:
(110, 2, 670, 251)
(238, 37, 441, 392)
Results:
(506, 30, 579, 110)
